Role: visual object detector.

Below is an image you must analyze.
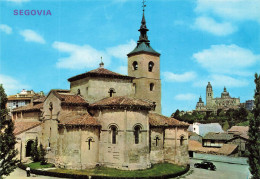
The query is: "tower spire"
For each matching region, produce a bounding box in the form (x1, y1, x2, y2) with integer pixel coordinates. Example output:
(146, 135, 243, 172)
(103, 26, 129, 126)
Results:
(138, 0, 150, 44)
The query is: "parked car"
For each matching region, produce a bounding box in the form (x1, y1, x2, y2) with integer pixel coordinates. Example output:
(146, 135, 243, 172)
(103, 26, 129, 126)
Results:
(194, 161, 216, 170)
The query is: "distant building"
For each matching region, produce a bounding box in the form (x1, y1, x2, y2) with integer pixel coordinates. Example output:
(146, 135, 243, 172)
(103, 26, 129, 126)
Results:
(187, 123, 224, 137)
(7, 89, 44, 114)
(245, 100, 254, 111)
(196, 82, 240, 113)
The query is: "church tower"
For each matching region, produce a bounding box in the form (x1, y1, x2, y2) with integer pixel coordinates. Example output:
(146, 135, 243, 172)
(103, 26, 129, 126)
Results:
(206, 82, 213, 107)
(127, 8, 161, 114)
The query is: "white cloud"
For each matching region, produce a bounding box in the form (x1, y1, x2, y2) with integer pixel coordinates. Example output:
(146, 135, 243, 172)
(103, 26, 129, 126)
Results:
(20, 29, 45, 44)
(163, 71, 197, 82)
(193, 44, 260, 76)
(0, 24, 12, 34)
(53, 41, 110, 69)
(53, 40, 136, 70)
(193, 74, 249, 88)
(175, 93, 197, 101)
(7, 0, 30, 3)
(106, 40, 136, 60)
(0, 74, 30, 95)
(193, 16, 237, 36)
(196, 0, 260, 23)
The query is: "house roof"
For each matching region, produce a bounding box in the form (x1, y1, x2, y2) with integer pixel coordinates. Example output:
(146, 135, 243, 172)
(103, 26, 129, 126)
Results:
(188, 140, 219, 154)
(148, 113, 189, 127)
(228, 126, 249, 134)
(127, 42, 160, 57)
(203, 132, 234, 141)
(33, 97, 46, 103)
(14, 121, 42, 135)
(68, 67, 135, 82)
(90, 96, 155, 110)
(218, 144, 238, 155)
(12, 103, 43, 113)
(59, 111, 100, 127)
(49, 90, 88, 106)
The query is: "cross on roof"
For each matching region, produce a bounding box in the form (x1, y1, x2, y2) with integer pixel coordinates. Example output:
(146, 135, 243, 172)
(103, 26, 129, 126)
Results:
(142, 0, 146, 12)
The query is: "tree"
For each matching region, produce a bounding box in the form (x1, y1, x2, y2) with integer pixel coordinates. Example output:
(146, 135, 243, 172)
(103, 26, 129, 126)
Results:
(31, 137, 40, 162)
(0, 84, 19, 177)
(172, 109, 181, 120)
(39, 144, 47, 165)
(248, 73, 260, 179)
(223, 120, 230, 131)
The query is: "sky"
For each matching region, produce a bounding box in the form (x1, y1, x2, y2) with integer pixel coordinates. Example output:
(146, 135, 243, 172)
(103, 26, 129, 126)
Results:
(0, 0, 259, 116)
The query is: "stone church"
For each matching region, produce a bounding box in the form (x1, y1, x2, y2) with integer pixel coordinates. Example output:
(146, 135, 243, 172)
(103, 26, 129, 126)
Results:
(196, 82, 240, 113)
(12, 11, 189, 170)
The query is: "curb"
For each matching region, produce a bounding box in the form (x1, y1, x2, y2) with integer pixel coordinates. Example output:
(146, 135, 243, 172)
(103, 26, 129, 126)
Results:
(18, 163, 190, 179)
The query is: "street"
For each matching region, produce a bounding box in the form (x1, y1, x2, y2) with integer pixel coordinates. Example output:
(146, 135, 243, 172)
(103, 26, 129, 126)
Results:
(180, 158, 251, 179)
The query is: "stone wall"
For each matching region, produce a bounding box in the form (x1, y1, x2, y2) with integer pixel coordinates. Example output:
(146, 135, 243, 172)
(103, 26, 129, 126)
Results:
(70, 77, 134, 103)
(96, 109, 150, 170)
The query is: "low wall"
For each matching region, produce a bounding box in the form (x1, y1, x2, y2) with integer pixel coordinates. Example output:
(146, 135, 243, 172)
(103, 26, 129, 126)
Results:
(18, 163, 190, 179)
(193, 153, 248, 165)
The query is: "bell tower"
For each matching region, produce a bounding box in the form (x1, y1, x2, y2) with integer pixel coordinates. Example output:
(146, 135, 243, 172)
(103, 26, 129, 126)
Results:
(206, 82, 213, 107)
(127, 4, 161, 113)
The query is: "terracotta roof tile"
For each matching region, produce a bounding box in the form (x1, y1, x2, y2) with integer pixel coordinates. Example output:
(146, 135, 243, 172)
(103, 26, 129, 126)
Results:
(52, 91, 88, 106)
(68, 68, 135, 82)
(14, 121, 41, 135)
(12, 103, 43, 112)
(188, 140, 219, 154)
(228, 126, 249, 135)
(59, 111, 100, 127)
(90, 96, 155, 110)
(149, 113, 189, 127)
(33, 97, 46, 103)
(218, 144, 238, 155)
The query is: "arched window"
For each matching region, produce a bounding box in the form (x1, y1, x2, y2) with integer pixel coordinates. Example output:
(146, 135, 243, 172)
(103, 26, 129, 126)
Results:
(180, 136, 184, 146)
(148, 61, 154, 72)
(134, 125, 141, 144)
(111, 126, 118, 144)
(132, 61, 138, 70)
(150, 83, 154, 91)
(77, 89, 81, 95)
(49, 102, 53, 111)
(108, 88, 116, 97)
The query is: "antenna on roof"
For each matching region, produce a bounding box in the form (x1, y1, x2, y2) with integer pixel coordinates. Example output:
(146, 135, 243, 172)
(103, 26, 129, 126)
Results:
(99, 56, 104, 68)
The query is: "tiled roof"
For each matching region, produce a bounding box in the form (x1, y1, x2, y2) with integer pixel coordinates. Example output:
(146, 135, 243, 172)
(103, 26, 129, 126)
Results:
(203, 132, 234, 141)
(188, 140, 237, 155)
(51, 90, 88, 106)
(218, 144, 238, 155)
(149, 113, 189, 127)
(90, 96, 155, 110)
(68, 68, 135, 82)
(14, 121, 42, 135)
(12, 103, 43, 112)
(127, 42, 160, 57)
(228, 126, 249, 134)
(59, 111, 100, 127)
(33, 97, 46, 103)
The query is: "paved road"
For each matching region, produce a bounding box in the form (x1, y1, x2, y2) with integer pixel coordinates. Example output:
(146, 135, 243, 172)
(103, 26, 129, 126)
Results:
(4, 167, 65, 179)
(180, 158, 251, 179)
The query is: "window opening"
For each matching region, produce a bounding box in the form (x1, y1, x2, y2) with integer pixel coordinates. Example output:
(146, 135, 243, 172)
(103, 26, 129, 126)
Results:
(108, 88, 116, 97)
(111, 126, 117, 144)
(77, 89, 81, 95)
(148, 61, 154, 72)
(26, 140, 34, 157)
(88, 138, 93, 150)
(134, 126, 141, 144)
(132, 61, 138, 70)
(180, 136, 184, 146)
(155, 136, 160, 146)
(150, 83, 154, 91)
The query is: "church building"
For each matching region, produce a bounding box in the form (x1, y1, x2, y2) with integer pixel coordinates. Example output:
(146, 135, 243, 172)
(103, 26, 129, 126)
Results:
(196, 82, 240, 113)
(12, 9, 189, 170)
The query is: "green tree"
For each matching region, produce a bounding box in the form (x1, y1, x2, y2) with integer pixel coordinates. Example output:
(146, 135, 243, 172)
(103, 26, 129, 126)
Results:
(223, 120, 230, 131)
(31, 137, 40, 162)
(39, 144, 47, 165)
(172, 109, 181, 120)
(248, 73, 260, 179)
(0, 84, 19, 177)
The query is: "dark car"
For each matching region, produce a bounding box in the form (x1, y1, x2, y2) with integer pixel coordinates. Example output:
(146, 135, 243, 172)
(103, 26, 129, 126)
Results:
(194, 161, 216, 170)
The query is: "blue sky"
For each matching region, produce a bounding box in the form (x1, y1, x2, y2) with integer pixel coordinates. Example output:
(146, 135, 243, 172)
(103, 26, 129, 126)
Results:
(0, 0, 259, 116)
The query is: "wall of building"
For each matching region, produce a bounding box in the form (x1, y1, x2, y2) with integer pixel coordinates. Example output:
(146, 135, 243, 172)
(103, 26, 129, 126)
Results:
(55, 126, 100, 169)
(70, 77, 134, 103)
(150, 127, 164, 163)
(97, 109, 150, 170)
(12, 111, 41, 122)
